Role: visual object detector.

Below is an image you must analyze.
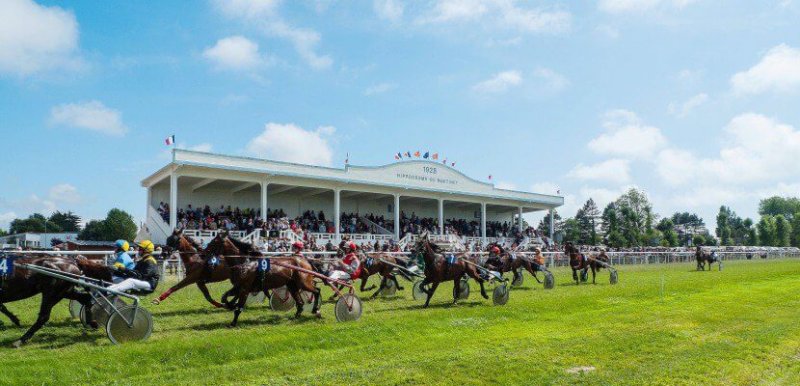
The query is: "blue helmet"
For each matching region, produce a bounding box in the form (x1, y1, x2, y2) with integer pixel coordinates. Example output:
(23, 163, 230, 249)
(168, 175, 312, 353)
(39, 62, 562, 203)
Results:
(114, 239, 130, 251)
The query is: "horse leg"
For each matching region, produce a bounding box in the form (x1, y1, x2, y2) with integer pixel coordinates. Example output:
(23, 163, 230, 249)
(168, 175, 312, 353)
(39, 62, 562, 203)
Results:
(391, 274, 404, 291)
(572, 268, 579, 285)
(13, 291, 62, 347)
(196, 282, 225, 308)
(63, 290, 97, 329)
(424, 282, 439, 308)
(452, 278, 460, 304)
(289, 287, 305, 318)
(152, 274, 198, 305)
(229, 290, 248, 328)
(371, 277, 387, 299)
(0, 302, 21, 327)
(361, 276, 376, 292)
(592, 266, 597, 284)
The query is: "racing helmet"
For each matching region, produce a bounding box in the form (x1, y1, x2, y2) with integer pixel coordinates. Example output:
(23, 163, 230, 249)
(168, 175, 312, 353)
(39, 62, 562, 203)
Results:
(490, 246, 501, 254)
(114, 239, 130, 252)
(292, 241, 305, 251)
(138, 240, 155, 254)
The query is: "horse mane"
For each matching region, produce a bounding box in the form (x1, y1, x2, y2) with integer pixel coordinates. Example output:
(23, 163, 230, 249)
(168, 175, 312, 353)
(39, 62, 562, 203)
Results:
(183, 235, 203, 251)
(227, 236, 258, 255)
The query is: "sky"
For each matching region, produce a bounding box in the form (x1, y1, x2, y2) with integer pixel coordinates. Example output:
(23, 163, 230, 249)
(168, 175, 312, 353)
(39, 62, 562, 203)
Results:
(1, 0, 799, 233)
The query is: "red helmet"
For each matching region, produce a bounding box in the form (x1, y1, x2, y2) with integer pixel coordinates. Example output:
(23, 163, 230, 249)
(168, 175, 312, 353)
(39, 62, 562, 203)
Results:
(490, 246, 501, 254)
(347, 241, 357, 251)
(292, 241, 304, 251)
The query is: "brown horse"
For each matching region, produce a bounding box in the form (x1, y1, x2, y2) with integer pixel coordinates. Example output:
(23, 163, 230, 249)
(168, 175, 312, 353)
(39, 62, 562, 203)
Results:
(695, 246, 722, 271)
(205, 233, 321, 327)
(152, 229, 230, 308)
(564, 242, 610, 284)
(412, 233, 488, 307)
(358, 252, 406, 299)
(483, 243, 550, 286)
(0, 254, 103, 347)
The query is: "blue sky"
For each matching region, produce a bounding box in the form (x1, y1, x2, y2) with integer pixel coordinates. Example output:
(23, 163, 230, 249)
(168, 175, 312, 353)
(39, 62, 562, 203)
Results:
(1, 0, 799, 232)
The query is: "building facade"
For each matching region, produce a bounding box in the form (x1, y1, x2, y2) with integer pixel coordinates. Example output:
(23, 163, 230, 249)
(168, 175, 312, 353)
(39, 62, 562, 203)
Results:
(141, 149, 563, 245)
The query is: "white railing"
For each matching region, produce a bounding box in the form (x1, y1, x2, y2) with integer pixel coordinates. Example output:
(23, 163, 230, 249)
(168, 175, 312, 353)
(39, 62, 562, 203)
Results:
(358, 216, 393, 235)
(147, 205, 172, 244)
(306, 233, 395, 245)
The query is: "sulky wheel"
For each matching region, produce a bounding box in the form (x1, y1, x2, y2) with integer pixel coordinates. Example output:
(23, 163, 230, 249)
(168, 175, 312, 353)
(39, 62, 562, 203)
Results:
(492, 283, 510, 306)
(246, 291, 267, 306)
(412, 280, 426, 301)
(511, 271, 524, 287)
(609, 269, 619, 285)
(269, 287, 295, 312)
(381, 278, 397, 297)
(105, 305, 153, 345)
(543, 271, 555, 290)
(69, 299, 83, 319)
(81, 297, 126, 328)
(300, 291, 316, 314)
(454, 278, 470, 300)
(334, 293, 363, 322)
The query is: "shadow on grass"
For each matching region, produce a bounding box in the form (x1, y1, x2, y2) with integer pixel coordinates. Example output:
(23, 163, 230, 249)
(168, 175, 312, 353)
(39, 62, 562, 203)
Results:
(150, 307, 231, 318)
(1, 328, 103, 349)
(373, 300, 485, 313)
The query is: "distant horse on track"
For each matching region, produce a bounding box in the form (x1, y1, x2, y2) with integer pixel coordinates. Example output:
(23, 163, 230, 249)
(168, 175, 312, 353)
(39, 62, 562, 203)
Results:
(695, 246, 722, 271)
(564, 242, 610, 285)
(483, 243, 551, 286)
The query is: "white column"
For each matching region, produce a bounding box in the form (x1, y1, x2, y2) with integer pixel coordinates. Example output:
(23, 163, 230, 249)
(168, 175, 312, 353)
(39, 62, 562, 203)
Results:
(549, 208, 555, 241)
(481, 202, 487, 242)
(169, 172, 178, 229)
(394, 194, 400, 240)
(146, 186, 152, 216)
(518, 207, 523, 229)
(334, 188, 341, 242)
(438, 199, 444, 235)
(260, 181, 269, 220)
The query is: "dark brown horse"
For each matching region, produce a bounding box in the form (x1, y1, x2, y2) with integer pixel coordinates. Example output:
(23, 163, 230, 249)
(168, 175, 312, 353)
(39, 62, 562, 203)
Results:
(0, 254, 107, 347)
(564, 242, 610, 284)
(483, 243, 550, 285)
(152, 229, 230, 308)
(695, 246, 722, 271)
(412, 233, 488, 307)
(358, 252, 406, 299)
(206, 233, 321, 327)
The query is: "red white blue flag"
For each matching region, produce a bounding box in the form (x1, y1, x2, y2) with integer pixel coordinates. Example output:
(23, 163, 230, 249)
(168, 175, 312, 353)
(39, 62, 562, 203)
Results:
(165, 135, 175, 146)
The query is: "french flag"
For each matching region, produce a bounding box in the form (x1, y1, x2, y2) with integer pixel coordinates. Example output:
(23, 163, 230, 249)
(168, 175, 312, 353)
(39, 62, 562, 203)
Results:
(165, 135, 175, 146)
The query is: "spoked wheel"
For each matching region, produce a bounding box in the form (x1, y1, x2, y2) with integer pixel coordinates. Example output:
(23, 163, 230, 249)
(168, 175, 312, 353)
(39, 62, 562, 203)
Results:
(543, 271, 555, 289)
(81, 297, 126, 328)
(106, 305, 153, 344)
(454, 278, 470, 300)
(381, 278, 397, 297)
(511, 272, 524, 287)
(610, 269, 619, 285)
(412, 280, 426, 301)
(246, 291, 267, 306)
(269, 287, 295, 312)
(492, 282, 510, 306)
(580, 270, 589, 283)
(69, 299, 82, 319)
(334, 293, 363, 322)
(300, 291, 316, 314)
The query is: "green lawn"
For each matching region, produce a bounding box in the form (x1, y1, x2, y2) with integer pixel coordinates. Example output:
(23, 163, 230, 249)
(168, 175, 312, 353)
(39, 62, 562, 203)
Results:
(1, 259, 799, 386)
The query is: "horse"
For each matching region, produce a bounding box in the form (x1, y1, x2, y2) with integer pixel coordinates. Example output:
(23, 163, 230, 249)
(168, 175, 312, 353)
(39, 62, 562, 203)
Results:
(564, 243, 611, 285)
(205, 233, 321, 327)
(0, 255, 105, 347)
(412, 232, 488, 308)
(152, 229, 231, 308)
(357, 251, 406, 299)
(483, 243, 549, 286)
(695, 246, 722, 271)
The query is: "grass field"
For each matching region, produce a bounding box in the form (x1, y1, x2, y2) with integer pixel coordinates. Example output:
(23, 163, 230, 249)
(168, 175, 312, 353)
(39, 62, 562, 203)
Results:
(1, 259, 800, 385)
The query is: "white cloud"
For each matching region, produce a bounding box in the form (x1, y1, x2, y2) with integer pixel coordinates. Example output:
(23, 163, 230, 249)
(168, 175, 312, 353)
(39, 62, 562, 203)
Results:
(731, 44, 800, 95)
(598, 0, 698, 14)
(364, 82, 396, 96)
(246, 123, 335, 166)
(568, 159, 631, 184)
(0, 0, 83, 77)
(49, 101, 128, 136)
(530, 182, 561, 196)
(0, 212, 17, 230)
(472, 70, 522, 94)
(532, 67, 569, 91)
(203, 36, 268, 71)
(595, 24, 619, 39)
(587, 109, 667, 159)
(374, 0, 404, 23)
(668, 92, 708, 117)
(419, 0, 571, 34)
(657, 113, 800, 186)
(213, 0, 332, 70)
(49, 183, 80, 204)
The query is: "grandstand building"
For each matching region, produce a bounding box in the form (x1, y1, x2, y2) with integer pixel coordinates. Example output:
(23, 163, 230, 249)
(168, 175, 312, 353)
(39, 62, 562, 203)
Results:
(141, 149, 563, 246)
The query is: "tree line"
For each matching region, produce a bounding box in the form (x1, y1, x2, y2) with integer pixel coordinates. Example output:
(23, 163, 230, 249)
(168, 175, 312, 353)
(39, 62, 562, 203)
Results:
(537, 189, 800, 248)
(2, 209, 137, 244)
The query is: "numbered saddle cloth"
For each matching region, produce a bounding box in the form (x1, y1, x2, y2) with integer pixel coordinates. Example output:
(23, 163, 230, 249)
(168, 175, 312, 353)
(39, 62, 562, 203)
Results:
(207, 256, 221, 268)
(365, 257, 375, 267)
(446, 254, 457, 265)
(0, 255, 16, 277)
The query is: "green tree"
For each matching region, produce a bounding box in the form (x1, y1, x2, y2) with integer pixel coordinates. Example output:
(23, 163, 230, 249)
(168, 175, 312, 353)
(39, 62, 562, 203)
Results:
(78, 209, 137, 241)
(692, 234, 706, 246)
(759, 196, 800, 220)
(615, 188, 655, 247)
(575, 198, 600, 245)
(756, 215, 776, 246)
(9, 213, 64, 234)
(716, 206, 732, 246)
(561, 218, 582, 243)
(537, 210, 562, 238)
(791, 213, 800, 247)
(774, 215, 792, 247)
(0, 228, 7, 237)
(48, 211, 82, 232)
(656, 218, 679, 247)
